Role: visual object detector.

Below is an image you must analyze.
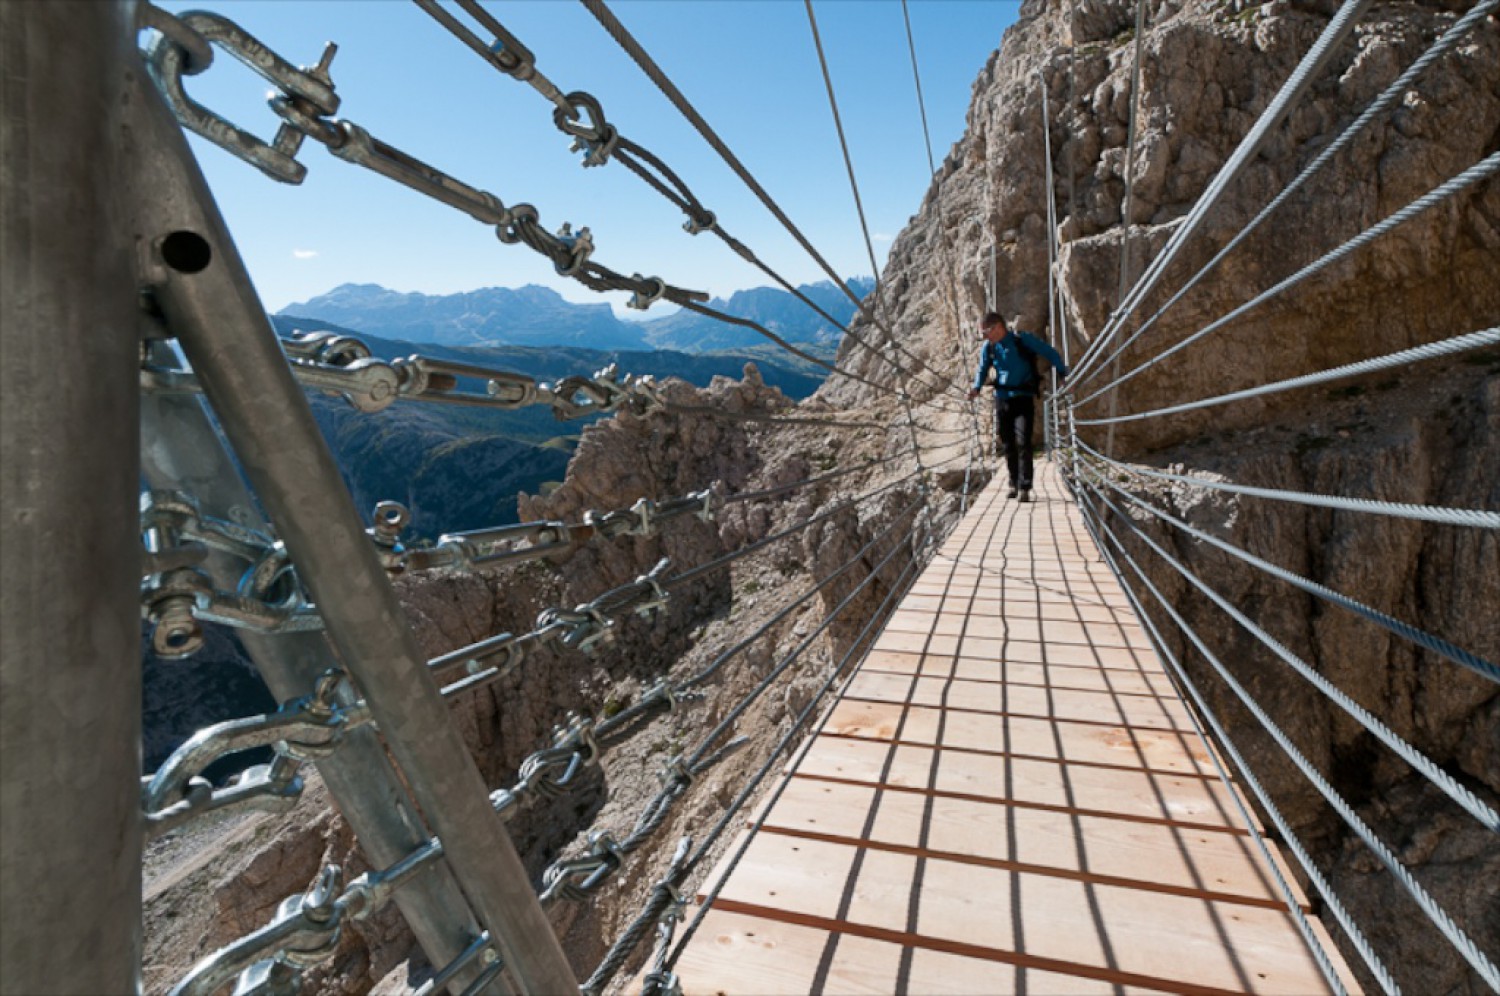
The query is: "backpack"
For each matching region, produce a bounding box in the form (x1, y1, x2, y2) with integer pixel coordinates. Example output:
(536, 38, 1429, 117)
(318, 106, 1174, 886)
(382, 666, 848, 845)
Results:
(1013, 333, 1041, 394)
(987, 333, 1041, 394)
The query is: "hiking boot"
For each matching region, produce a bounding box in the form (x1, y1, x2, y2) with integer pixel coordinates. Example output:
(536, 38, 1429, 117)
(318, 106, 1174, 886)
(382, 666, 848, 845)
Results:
(1007, 487, 1018, 499)
(1018, 489, 1032, 503)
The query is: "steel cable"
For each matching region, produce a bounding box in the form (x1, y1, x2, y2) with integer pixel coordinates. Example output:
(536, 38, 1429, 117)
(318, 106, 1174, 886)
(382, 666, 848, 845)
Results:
(414, 0, 963, 399)
(1080, 440, 1500, 528)
(665, 521, 934, 969)
(578, 0, 967, 403)
(685, 495, 925, 767)
(603, 528, 930, 990)
(1074, 476, 1495, 989)
(1075, 151, 1500, 408)
(659, 402, 884, 431)
(1086, 458, 1500, 683)
(1072, 484, 1397, 993)
(1069, 0, 1372, 384)
(1076, 327, 1500, 425)
(1074, 498, 1368, 995)
(1077, 466, 1500, 832)
(1073, 0, 1500, 387)
(670, 451, 963, 589)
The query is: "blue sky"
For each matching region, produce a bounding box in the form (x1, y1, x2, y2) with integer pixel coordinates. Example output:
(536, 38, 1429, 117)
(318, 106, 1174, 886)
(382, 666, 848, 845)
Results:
(158, 1, 1019, 316)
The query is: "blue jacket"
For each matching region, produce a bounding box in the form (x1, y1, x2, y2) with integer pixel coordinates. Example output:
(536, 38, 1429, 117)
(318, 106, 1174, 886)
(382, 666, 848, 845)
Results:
(973, 331, 1068, 399)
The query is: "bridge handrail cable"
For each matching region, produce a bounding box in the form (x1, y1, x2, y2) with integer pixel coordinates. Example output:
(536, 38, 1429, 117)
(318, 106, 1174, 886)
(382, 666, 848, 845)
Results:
(1070, 0, 1500, 391)
(1076, 500, 1373, 995)
(1075, 476, 1499, 990)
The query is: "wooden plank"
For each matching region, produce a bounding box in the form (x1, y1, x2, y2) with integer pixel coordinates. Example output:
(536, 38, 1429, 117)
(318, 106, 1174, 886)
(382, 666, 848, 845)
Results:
(702, 833, 1336, 994)
(674, 467, 1352, 995)
(793, 736, 1247, 830)
(755, 777, 1290, 908)
(821, 700, 1220, 777)
(675, 909, 905, 996)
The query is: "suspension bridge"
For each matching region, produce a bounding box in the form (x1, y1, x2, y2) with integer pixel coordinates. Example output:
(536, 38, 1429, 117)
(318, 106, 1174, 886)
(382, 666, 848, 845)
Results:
(2, 1, 1496, 995)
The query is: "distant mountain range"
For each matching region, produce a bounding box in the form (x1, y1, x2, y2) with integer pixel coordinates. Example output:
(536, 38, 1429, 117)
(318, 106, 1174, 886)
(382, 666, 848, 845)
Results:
(268, 316, 828, 538)
(279, 278, 874, 354)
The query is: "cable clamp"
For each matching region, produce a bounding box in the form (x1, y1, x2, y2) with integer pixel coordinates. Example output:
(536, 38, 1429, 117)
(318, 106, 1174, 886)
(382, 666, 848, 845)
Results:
(632, 558, 672, 617)
(627, 275, 667, 311)
(683, 209, 716, 236)
(553, 222, 595, 276)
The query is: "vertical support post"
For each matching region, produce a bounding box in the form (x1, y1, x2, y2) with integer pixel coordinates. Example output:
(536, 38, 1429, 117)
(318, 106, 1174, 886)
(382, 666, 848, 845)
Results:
(1039, 70, 1061, 460)
(1, 2, 143, 992)
(126, 58, 576, 995)
(140, 347, 494, 994)
(1105, 0, 1150, 459)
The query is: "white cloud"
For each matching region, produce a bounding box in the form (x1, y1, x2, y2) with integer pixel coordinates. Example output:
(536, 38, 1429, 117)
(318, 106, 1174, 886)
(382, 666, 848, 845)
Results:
(292, 249, 319, 260)
(873, 233, 893, 243)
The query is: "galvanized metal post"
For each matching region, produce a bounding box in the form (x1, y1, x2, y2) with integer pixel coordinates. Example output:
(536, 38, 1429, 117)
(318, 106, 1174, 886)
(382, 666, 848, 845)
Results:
(140, 343, 498, 994)
(125, 55, 577, 995)
(1, 2, 143, 992)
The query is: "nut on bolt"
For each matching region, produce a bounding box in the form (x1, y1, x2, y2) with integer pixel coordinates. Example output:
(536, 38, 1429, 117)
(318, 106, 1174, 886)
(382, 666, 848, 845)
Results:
(144, 567, 212, 658)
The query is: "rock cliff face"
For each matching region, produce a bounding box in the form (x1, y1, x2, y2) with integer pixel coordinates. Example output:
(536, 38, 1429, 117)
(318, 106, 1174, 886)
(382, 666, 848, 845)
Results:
(823, 0, 1499, 989)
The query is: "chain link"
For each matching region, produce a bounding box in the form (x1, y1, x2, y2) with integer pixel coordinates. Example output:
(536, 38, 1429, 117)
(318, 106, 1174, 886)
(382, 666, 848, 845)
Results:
(141, 4, 708, 312)
(143, 673, 369, 838)
(171, 838, 448, 996)
(148, 329, 668, 419)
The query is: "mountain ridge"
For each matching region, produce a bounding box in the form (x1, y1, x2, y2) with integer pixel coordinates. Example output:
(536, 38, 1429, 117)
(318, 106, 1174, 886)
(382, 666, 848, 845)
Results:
(279, 277, 874, 354)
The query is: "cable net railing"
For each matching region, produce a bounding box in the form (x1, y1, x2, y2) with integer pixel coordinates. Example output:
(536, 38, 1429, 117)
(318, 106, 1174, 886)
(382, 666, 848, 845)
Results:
(123, 2, 997, 993)
(1039, 0, 1500, 989)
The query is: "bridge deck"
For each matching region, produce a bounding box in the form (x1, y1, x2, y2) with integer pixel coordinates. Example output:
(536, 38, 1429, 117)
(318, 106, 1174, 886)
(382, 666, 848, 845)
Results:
(673, 464, 1356, 994)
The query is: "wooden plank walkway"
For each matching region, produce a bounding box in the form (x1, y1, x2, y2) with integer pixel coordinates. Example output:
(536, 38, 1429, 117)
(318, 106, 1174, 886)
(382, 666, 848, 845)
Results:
(673, 463, 1357, 995)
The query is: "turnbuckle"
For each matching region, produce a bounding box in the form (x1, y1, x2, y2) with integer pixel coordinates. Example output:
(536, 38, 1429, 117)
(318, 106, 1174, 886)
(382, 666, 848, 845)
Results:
(142, 6, 339, 184)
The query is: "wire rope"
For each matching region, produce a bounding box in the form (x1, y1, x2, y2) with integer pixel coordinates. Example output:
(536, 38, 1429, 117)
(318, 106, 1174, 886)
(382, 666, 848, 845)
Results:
(671, 451, 964, 589)
(664, 522, 933, 970)
(1079, 440, 1500, 528)
(578, 0, 968, 403)
(1075, 326, 1500, 425)
(1072, 0, 1500, 387)
(685, 495, 925, 766)
(1069, 0, 1372, 383)
(1078, 466, 1500, 832)
(1075, 150, 1500, 407)
(1086, 457, 1500, 683)
(1071, 484, 1399, 993)
(1074, 476, 1496, 988)
(416, 0, 960, 401)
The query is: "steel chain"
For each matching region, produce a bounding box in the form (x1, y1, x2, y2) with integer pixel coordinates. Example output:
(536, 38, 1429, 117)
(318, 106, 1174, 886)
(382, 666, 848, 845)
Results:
(148, 329, 668, 419)
(141, 4, 707, 311)
(143, 673, 370, 838)
(171, 838, 447, 996)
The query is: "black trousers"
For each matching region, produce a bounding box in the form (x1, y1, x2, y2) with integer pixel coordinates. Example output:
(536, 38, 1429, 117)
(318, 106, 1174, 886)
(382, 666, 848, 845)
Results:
(994, 393, 1036, 490)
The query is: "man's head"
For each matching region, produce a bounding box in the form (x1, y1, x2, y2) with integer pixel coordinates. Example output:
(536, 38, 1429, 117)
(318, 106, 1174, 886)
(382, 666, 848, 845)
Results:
(980, 311, 1009, 343)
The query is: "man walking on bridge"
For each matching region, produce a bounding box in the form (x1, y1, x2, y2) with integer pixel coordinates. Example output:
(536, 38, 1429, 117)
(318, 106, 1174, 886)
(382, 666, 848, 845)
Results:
(967, 312, 1068, 503)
